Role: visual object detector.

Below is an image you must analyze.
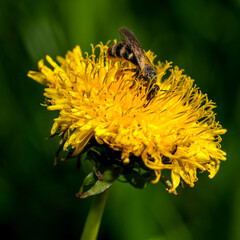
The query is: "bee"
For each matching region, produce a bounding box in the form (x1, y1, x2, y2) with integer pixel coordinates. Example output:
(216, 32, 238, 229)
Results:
(107, 26, 160, 101)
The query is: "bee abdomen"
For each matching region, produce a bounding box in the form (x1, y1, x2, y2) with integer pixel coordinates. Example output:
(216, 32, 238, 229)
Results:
(107, 42, 137, 65)
(107, 42, 123, 58)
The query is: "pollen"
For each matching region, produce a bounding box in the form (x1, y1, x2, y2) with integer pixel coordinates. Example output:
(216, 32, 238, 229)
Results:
(28, 42, 227, 193)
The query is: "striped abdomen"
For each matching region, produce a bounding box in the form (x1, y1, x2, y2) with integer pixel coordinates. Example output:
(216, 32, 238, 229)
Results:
(107, 42, 138, 65)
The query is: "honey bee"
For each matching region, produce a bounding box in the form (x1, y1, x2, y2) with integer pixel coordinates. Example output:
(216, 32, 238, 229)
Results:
(107, 26, 160, 101)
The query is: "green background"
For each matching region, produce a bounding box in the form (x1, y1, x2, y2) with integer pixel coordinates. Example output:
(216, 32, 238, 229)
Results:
(1, 0, 239, 239)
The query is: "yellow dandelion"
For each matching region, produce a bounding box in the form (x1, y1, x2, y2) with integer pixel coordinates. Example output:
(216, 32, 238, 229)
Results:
(28, 40, 226, 194)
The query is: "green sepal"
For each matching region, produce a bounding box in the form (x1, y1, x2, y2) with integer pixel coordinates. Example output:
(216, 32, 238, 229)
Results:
(79, 171, 98, 193)
(160, 175, 179, 195)
(77, 166, 122, 198)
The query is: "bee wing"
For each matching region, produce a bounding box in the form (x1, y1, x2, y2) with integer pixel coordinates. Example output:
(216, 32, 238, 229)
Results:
(119, 27, 149, 69)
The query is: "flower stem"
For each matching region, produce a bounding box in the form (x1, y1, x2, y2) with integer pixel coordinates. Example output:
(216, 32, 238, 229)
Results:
(80, 188, 110, 240)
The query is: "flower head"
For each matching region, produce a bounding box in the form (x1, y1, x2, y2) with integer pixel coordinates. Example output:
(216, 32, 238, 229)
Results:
(28, 42, 226, 194)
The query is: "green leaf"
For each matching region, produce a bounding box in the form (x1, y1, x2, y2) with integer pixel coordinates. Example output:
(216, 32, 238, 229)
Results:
(77, 166, 121, 198)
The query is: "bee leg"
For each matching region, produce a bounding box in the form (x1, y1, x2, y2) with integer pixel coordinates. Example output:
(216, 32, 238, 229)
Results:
(122, 68, 138, 75)
(118, 68, 139, 89)
(116, 68, 138, 78)
(130, 69, 141, 89)
(143, 99, 151, 108)
(127, 68, 138, 72)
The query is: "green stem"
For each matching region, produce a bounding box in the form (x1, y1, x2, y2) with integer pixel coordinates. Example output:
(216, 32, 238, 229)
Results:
(80, 188, 110, 240)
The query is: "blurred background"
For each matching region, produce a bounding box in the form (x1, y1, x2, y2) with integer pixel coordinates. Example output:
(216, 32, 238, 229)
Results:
(0, 0, 239, 239)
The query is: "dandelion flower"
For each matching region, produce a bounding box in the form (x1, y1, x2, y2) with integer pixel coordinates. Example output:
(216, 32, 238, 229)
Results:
(28, 42, 226, 194)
